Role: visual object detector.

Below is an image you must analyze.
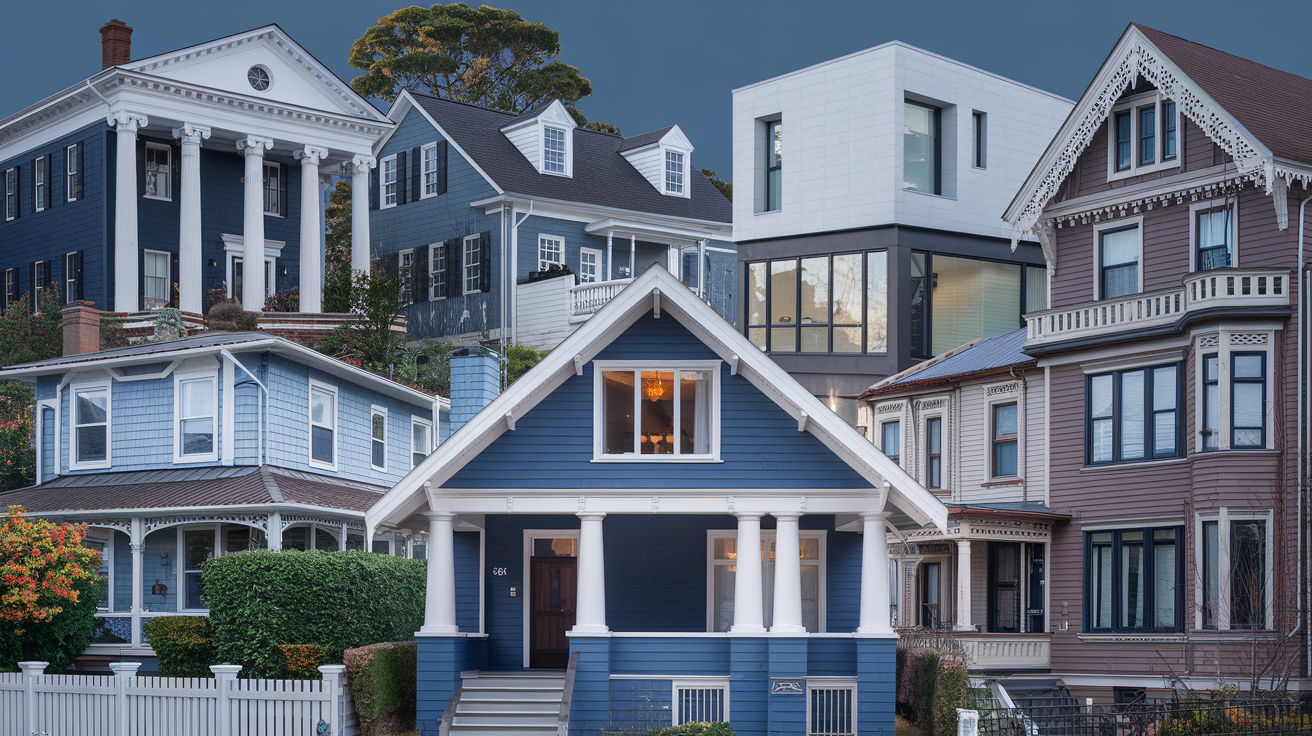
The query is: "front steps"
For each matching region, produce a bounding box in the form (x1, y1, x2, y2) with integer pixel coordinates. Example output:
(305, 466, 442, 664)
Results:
(449, 670, 566, 735)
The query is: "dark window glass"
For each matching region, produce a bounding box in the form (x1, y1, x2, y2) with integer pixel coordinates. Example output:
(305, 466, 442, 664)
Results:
(993, 403, 1018, 477)
(765, 120, 782, 212)
(920, 561, 941, 628)
(1197, 207, 1233, 271)
(1115, 111, 1132, 171)
(881, 421, 900, 464)
(1100, 226, 1139, 299)
(1085, 526, 1182, 632)
(1138, 106, 1156, 165)
(989, 543, 1021, 633)
(1232, 353, 1265, 448)
(1162, 102, 1177, 160)
(926, 417, 942, 489)
(1231, 520, 1266, 630)
(1086, 364, 1180, 464)
(1202, 520, 1219, 628)
(910, 253, 928, 359)
(904, 101, 941, 194)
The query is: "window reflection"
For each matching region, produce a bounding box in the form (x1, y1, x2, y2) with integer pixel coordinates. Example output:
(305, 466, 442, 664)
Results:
(745, 251, 887, 355)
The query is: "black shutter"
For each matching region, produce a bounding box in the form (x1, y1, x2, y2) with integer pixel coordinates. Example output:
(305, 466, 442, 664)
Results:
(138, 250, 146, 311)
(412, 250, 429, 304)
(396, 151, 408, 205)
(279, 163, 288, 218)
(11, 166, 20, 220)
(479, 231, 492, 293)
(29, 160, 37, 213)
(436, 141, 448, 196)
(73, 251, 84, 301)
(369, 167, 379, 210)
(44, 154, 54, 211)
(446, 239, 461, 298)
(75, 142, 84, 200)
(28, 262, 36, 310)
(170, 252, 180, 308)
(410, 147, 422, 201)
(421, 244, 433, 300)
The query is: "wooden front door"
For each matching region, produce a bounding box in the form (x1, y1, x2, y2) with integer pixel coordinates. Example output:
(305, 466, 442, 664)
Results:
(530, 557, 576, 669)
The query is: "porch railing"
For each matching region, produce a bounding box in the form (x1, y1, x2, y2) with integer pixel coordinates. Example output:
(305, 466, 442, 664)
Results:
(972, 697, 1310, 736)
(897, 629, 1050, 670)
(558, 651, 579, 736)
(570, 278, 632, 318)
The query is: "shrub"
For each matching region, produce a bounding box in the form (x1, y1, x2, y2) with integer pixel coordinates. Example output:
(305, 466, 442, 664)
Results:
(277, 644, 327, 679)
(206, 301, 260, 331)
(143, 616, 214, 677)
(0, 287, 62, 369)
(655, 724, 735, 736)
(203, 550, 426, 678)
(911, 649, 940, 731)
(932, 655, 970, 736)
(264, 289, 300, 313)
(344, 641, 417, 736)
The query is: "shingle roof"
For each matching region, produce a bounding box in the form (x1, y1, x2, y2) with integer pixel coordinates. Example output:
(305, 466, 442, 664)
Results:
(409, 92, 731, 223)
(4, 332, 272, 371)
(1135, 24, 1312, 165)
(868, 329, 1033, 394)
(618, 126, 674, 153)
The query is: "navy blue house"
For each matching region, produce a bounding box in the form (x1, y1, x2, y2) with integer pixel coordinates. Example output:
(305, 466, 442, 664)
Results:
(369, 267, 947, 735)
(369, 90, 736, 350)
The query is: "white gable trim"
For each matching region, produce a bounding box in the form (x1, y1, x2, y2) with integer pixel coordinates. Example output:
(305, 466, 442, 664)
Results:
(1004, 25, 1275, 245)
(365, 266, 948, 533)
(381, 90, 504, 195)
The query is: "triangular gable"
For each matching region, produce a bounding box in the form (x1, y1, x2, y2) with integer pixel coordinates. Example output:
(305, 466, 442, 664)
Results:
(367, 266, 948, 533)
(1004, 23, 1279, 246)
(125, 25, 387, 122)
(377, 90, 503, 194)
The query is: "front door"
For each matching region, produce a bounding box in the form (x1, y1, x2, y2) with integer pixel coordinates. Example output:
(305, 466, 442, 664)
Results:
(989, 542, 1021, 633)
(529, 557, 576, 668)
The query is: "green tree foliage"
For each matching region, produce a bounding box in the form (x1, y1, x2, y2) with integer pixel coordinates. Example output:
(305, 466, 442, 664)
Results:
(142, 616, 215, 678)
(344, 641, 418, 736)
(0, 382, 36, 492)
(324, 180, 355, 314)
(394, 340, 457, 396)
(584, 120, 622, 136)
(506, 344, 548, 388)
(349, 3, 614, 129)
(0, 288, 63, 369)
(203, 550, 427, 678)
(701, 169, 732, 202)
(320, 271, 404, 370)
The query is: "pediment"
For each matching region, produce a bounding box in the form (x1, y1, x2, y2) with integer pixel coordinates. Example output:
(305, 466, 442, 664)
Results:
(658, 125, 693, 152)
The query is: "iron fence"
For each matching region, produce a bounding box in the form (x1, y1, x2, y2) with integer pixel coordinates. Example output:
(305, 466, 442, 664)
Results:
(975, 698, 1310, 736)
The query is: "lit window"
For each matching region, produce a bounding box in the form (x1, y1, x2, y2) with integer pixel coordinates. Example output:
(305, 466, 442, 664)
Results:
(903, 101, 940, 194)
(992, 403, 1018, 477)
(72, 383, 110, 468)
(143, 250, 171, 308)
(543, 127, 567, 174)
(371, 406, 387, 471)
(177, 374, 216, 459)
(144, 143, 171, 200)
(411, 419, 432, 468)
(262, 161, 281, 216)
(463, 235, 482, 295)
(381, 155, 397, 207)
(597, 364, 719, 460)
(709, 531, 823, 632)
(309, 382, 337, 468)
(664, 151, 685, 195)
(538, 235, 564, 271)
(1201, 515, 1269, 630)
(880, 421, 900, 464)
(765, 120, 782, 211)
(1087, 364, 1180, 464)
(1086, 527, 1181, 632)
(925, 417, 942, 489)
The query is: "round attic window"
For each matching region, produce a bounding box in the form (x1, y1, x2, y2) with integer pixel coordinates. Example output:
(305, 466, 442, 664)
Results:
(247, 65, 271, 92)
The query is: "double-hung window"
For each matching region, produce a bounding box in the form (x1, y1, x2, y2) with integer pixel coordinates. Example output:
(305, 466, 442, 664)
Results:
(144, 143, 171, 200)
(664, 151, 685, 195)
(538, 235, 564, 272)
(1099, 224, 1140, 299)
(370, 406, 387, 471)
(463, 234, 482, 295)
(33, 155, 46, 212)
(925, 417, 942, 489)
(1196, 205, 1235, 271)
(992, 403, 1018, 477)
(1162, 102, 1177, 160)
(1231, 353, 1265, 448)
(309, 381, 337, 469)
(66, 144, 79, 202)
(1087, 363, 1180, 464)
(262, 161, 281, 216)
(1137, 105, 1156, 166)
(143, 250, 171, 308)
(1109, 93, 1179, 179)
(903, 101, 941, 195)
(429, 244, 447, 300)
(411, 418, 432, 468)
(31, 260, 50, 308)
(765, 120, 782, 211)
(543, 127, 567, 175)
(596, 361, 720, 460)
(380, 155, 397, 207)
(881, 421, 900, 464)
(709, 530, 824, 632)
(422, 142, 440, 196)
(64, 252, 79, 303)
(72, 382, 110, 469)
(4, 167, 17, 220)
(176, 373, 217, 460)
(1200, 512, 1270, 630)
(1202, 354, 1220, 451)
(4, 268, 17, 309)
(1114, 110, 1132, 172)
(1086, 526, 1182, 632)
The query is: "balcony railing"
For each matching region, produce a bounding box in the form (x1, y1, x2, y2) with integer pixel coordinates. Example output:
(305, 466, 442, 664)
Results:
(897, 630, 1051, 671)
(1026, 268, 1289, 349)
(570, 278, 632, 319)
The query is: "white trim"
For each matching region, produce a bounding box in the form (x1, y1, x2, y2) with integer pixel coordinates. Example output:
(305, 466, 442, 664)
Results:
(1194, 508, 1275, 631)
(69, 378, 111, 470)
(462, 234, 482, 295)
(986, 394, 1021, 482)
(370, 404, 388, 472)
(143, 142, 172, 201)
(521, 528, 581, 667)
(663, 149, 689, 198)
(541, 124, 572, 177)
(177, 524, 221, 613)
(591, 360, 722, 462)
(805, 677, 857, 736)
(420, 141, 440, 199)
(579, 247, 603, 284)
(538, 234, 564, 272)
(706, 528, 827, 633)
(672, 677, 729, 726)
(382, 90, 503, 195)
(379, 153, 398, 208)
(411, 416, 433, 469)
(65, 143, 78, 202)
(1079, 517, 1185, 532)
(35, 399, 56, 483)
(308, 378, 338, 471)
(1106, 91, 1182, 182)
(1092, 216, 1144, 301)
(82, 530, 115, 612)
(1188, 198, 1239, 272)
(173, 367, 219, 463)
(32, 154, 46, 212)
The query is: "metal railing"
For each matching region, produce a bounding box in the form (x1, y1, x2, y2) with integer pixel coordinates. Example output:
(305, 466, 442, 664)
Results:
(807, 678, 857, 736)
(974, 697, 1309, 736)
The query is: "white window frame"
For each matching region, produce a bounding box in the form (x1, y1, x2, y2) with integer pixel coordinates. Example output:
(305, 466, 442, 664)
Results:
(664, 149, 686, 196)
(705, 529, 827, 633)
(33, 155, 46, 212)
(429, 243, 447, 300)
(380, 154, 398, 208)
(1092, 216, 1144, 301)
(5, 167, 17, 220)
(921, 408, 947, 492)
(64, 252, 78, 303)
(178, 524, 221, 613)
(542, 125, 569, 176)
(1107, 91, 1181, 182)
(83, 531, 114, 612)
(984, 385, 1023, 482)
(1188, 199, 1239, 272)
(411, 417, 433, 469)
(32, 259, 50, 307)
(462, 234, 482, 295)
(538, 235, 564, 271)
(806, 678, 857, 736)
(66, 144, 78, 202)
(592, 360, 722, 463)
(1192, 331, 1274, 453)
(1194, 508, 1274, 631)
(69, 379, 112, 471)
(671, 678, 730, 726)
(421, 142, 440, 198)
(370, 404, 388, 472)
(144, 142, 172, 201)
(262, 161, 282, 216)
(579, 247, 602, 284)
(142, 248, 171, 308)
(4, 267, 15, 307)
(308, 379, 338, 471)
(174, 369, 219, 463)
(879, 419, 901, 467)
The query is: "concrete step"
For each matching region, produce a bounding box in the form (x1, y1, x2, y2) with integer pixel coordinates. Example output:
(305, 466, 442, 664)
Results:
(461, 688, 565, 702)
(461, 677, 565, 690)
(457, 699, 559, 715)
(449, 728, 557, 736)
(452, 713, 558, 728)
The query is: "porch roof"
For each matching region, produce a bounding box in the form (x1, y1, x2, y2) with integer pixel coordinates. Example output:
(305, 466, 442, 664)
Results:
(947, 502, 1070, 522)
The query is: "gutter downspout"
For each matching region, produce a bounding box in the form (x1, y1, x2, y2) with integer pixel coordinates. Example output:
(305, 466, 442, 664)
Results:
(499, 206, 508, 386)
(510, 201, 534, 346)
(221, 349, 269, 465)
(1298, 193, 1312, 676)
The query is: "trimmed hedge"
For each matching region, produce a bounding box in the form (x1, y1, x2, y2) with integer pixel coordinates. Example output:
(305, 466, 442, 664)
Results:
(343, 641, 417, 736)
(897, 647, 970, 736)
(932, 655, 970, 736)
(143, 616, 215, 678)
(655, 724, 734, 736)
(203, 550, 426, 678)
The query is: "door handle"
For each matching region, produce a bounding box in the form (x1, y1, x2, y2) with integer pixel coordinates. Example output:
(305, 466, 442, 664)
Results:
(560, 609, 573, 614)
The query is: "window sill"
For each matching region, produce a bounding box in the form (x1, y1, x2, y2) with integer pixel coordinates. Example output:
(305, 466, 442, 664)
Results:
(1080, 456, 1187, 472)
(1108, 159, 1180, 183)
(262, 212, 285, 218)
(902, 189, 956, 201)
(371, 465, 387, 473)
(982, 477, 1024, 488)
(174, 454, 219, 464)
(591, 456, 723, 464)
(308, 459, 337, 472)
(142, 195, 172, 203)
(70, 462, 111, 472)
(754, 209, 782, 216)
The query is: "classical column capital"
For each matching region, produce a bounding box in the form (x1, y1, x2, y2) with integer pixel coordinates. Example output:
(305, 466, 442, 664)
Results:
(237, 135, 274, 157)
(733, 512, 765, 520)
(107, 110, 148, 132)
(860, 511, 892, 520)
(423, 511, 458, 521)
(351, 153, 377, 173)
(295, 145, 330, 165)
(129, 543, 145, 554)
(576, 512, 607, 521)
(172, 123, 212, 144)
(771, 512, 803, 521)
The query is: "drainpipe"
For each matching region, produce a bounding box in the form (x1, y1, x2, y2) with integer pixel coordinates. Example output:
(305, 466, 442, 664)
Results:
(1298, 193, 1312, 675)
(499, 205, 508, 385)
(509, 200, 534, 346)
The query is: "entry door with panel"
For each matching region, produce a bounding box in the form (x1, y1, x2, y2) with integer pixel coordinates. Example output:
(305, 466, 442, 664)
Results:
(529, 538, 577, 669)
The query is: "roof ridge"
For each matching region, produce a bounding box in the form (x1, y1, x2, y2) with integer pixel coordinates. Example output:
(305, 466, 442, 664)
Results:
(409, 89, 518, 117)
(1132, 23, 1312, 87)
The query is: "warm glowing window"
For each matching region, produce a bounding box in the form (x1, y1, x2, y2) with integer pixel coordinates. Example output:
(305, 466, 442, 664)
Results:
(596, 362, 720, 460)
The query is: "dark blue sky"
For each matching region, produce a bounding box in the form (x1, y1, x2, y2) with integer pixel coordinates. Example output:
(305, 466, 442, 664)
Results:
(7, 0, 1312, 180)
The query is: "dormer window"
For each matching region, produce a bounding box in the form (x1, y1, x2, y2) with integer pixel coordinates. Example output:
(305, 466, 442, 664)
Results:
(665, 151, 685, 195)
(543, 127, 567, 175)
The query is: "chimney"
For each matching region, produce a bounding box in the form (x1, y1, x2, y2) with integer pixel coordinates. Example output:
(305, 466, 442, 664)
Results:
(99, 19, 133, 70)
(60, 302, 103, 357)
(449, 346, 501, 436)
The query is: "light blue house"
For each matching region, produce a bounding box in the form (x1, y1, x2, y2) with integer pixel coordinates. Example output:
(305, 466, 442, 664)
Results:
(368, 90, 736, 350)
(368, 266, 947, 735)
(0, 324, 447, 665)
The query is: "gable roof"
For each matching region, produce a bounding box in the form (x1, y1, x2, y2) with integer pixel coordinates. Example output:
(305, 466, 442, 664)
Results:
(1004, 23, 1312, 242)
(863, 329, 1034, 396)
(618, 126, 675, 152)
(367, 266, 948, 533)
(397, 90, 731, 224)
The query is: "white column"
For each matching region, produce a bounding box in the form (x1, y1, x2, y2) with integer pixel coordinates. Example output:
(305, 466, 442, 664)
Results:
(606, 231, 613, 281)
(955, 539, 973, 631)
(172, 124, 210, 315)
(267, 511, 283, 552)
(770, 513, 806, 634)
(295, 146, 329, 313)
(108, 111, 148, 312)
(421, 512, 459, 634)
(350, 155, 376, 276)
(573, 513, 609, 634)
(628, 234, 635, 278)
(730, 513, 766, 634)
(129, 517, 144, 648)
(237, 136, 273, 309)
(697, 239, 707, 298)
(857, 512, 895, 635)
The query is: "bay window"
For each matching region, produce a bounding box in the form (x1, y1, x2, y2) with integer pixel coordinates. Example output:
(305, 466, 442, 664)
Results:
(709, 531, 824, 632)
(1200, 512, 1271, 630)
(1087, 363, 1180, 464)
(745, 251, 887, 354)
(1231, 353, 1265, 448)
(596, 362, 719, 460)
(1202, 354, 1220, 451)
(1085, 526, 1182, 632)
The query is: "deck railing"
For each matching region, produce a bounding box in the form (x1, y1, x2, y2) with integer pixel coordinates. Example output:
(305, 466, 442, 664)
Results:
(570, 278, 633, 318)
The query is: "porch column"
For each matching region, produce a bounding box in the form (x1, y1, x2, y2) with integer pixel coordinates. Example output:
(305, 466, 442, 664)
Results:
(697, 239, 706, 298)
(606, 231, 613, 281)
(628, 235, 635, 278)
(574, 513, 609, 634)
(267, 511, 282, 551)
(108, 110, 148, 312)
(857, 512, 895, 635)
(770, 514, 806, 634)
(237, 135, 273, 308)
(730, 513, 766, 634)
(350, 155, 376, 276)
(295, 146, 329, 313)
(129, 517, 144, 648)
(955, 539, 973, 631)
(174, 123, 210, 315)
(420, 512, 459, 634)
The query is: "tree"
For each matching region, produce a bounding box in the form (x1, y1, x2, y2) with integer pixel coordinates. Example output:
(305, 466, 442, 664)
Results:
(349, 4, 614, 129)
(324, 180, 355, 314)
(701, 169, 732, 202)
(0, 288, 62, 369)
(0, 382, 35, 493)
(320, 271, 404, 371)
(0, 507, 102, 671)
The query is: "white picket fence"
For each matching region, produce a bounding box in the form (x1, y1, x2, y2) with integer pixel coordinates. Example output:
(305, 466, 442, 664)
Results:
(0, 661, 359, 736)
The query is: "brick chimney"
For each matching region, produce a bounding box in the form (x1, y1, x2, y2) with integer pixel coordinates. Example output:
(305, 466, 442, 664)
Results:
(60, 302, 103, 356)
(99, 19, 133, 70)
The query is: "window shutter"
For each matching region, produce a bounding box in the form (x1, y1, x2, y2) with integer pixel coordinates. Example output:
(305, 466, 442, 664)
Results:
(11, 166, 20, 220)
(412, 253, 429, 304)
(170, 252, 180, 308)
(396, 151, 408, 206)
(369, 168, 379, 210)
(75, 142, 84, 200)
(279, 163, 288, 218)
(29, 262, 36, 310)
(410, 147, 421, 201)
(479, 231, 492, 293)
(29, 160, 37, 213)
(436, 142, 448, 196)
(45, 154, 54, 210)
(138, 250, 146, 311)
(73, 251, 84, 301)
(446, 239, 461, 298)
(423, 244, 435, 300)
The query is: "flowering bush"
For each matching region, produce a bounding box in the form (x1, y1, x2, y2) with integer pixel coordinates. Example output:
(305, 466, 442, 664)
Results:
(277, 643, 326, 679)
(0, 506, 102, 671)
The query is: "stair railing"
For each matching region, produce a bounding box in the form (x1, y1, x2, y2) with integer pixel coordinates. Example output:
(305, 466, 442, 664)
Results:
(558, 651, 580, 736)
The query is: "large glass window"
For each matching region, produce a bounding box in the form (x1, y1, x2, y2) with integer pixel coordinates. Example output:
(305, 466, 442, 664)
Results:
(1100, 225, 1140, 299)
(1201, 516, 1269, 630)
(866, 252, 888, 353)
(747, 252, 887, 355)
(709, 532, 823, 632)
(910, 252, 1024, 358)
(992, 403, 1018, 477)
(881, 421, 900, 464)
(543, 127, 567, 174)
(309, 383, 336, 467)
(1085, 527, 1181, 632)
(765, 120, 782, 212)
(183, 528, 215, 610)
(599, 366, 715, 459)
(1087, 364, 1179, 464)
(1197, 206, 1234, 271)
(903, 101, 940, 194)
(177, 375, 216, 459)
(1232, 353, 1265, 448)
(926, 417, 942, 489)
(73, 385, 109, 466)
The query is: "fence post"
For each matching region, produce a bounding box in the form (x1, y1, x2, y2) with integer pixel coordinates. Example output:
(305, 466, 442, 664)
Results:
(18, 661, 47, 736)
(956, 708, 979, 736)
(109, 661, 142, 736)
(320, 664, 347, 734)
(211, 664, 242, 736)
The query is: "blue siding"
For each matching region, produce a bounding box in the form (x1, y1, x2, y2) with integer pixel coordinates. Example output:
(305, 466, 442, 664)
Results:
(109, 375, 175, 468)
(447, 314, 872, 489)
(454, 530, 480, 632)
(40, 405, 54, 481)
(827, 531, 862, 633)
(482, 514, 579, 669)
(141, 528, 178, 613)
(112, 530, 131, 613)
(416, 635, 487, 734)
(608, 679, 674, 731)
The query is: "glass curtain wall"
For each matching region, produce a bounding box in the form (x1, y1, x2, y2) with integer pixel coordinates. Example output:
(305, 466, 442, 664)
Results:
(746, 251, 887, 354)
(910, 253, 1036, 359)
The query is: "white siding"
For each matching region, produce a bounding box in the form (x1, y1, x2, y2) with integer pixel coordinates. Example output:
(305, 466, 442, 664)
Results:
(504, 123, 540, 172)
(624, 147, 664, 193)
(515, 276, 576, 350)
(1023, 374, 1046, 504)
